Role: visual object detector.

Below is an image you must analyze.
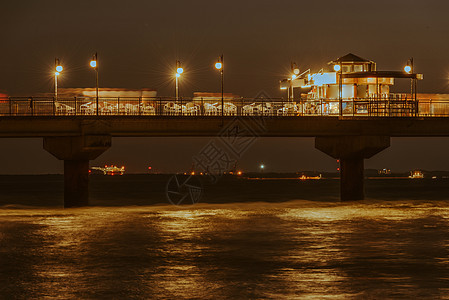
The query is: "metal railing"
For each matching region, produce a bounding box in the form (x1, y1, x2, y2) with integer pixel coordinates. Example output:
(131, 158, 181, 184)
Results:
(0, 96, 448, 117)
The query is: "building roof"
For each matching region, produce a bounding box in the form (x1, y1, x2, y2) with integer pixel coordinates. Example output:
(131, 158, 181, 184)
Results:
(342, 71, 423, 80)
(330, 53, 373, 64)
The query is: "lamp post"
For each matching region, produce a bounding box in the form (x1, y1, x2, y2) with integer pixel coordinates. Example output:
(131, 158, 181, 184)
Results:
(90, 52, 99, 115)
(54, 58, 63, 102)
(334, 63, 342, 116)
(291, 62, 300, 102)
(215, 55, 224, 117)
(404, 57, 414, 98)
(404, 57, 417, 115)
(175, 60, 183, 101)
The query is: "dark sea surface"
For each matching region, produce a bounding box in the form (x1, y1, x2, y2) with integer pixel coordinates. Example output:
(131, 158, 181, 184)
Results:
(1, 175, 449, 299)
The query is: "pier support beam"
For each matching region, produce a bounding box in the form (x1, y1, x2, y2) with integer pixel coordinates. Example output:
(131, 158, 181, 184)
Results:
(315, 136, 390, 201)
(43, 135, 111, 207)
(64, 159, 89, 207)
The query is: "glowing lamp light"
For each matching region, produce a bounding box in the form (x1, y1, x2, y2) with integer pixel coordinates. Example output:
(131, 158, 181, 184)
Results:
(215, 62, 223, 70)
(404, 65, 412, 73)
(90, 60, 97, 68)
(55, 71, 60, 76)
(292, 74, 297, 80)
(177, 67, 184, 74)
(333, 64, 341, 72)
(293, 68, 300, 75)
(175, 73, 181, 78)
(55, 65, 63, 72)
(280, 87, 287, 90)
(260, 164, 265, 169)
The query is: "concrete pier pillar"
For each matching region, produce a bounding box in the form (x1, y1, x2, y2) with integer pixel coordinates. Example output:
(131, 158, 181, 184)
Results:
(44, 135, 111, 207)
(315, 136, 390, 201)
(340, 156, 364, 200)
(64, 160, 89, 207)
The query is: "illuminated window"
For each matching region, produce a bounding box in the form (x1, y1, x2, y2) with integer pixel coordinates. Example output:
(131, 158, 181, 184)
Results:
(354, 65, 363, 72)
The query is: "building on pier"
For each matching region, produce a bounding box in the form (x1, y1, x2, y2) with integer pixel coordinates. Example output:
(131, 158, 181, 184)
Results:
(280, 53, 424, 114)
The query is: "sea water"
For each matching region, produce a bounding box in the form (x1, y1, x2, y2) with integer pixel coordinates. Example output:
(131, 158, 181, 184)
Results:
(1, 175, 449, 298)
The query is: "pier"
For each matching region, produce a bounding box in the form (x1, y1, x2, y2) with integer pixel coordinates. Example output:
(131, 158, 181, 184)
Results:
(1, 96, 449, 206)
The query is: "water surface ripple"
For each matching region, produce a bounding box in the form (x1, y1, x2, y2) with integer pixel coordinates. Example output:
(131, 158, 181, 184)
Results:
(1, 200, 449, 299)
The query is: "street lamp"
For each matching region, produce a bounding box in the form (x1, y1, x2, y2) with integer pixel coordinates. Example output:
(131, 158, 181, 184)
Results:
(175, 60, 183, 101)
(404, 65, 412, 73)
(291, 62, 300, 101)
(54, 58, 63, 101)
(90, 52, 99, 115)
(334, 63, 342, 116)
(215, 55, 224, 117)
(404, 58, 413, 94)
(405, 58, 416, 111)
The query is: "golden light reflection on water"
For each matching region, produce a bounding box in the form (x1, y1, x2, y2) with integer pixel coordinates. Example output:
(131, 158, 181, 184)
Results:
(1, 201, 449, 298)
(278, 202, 445, 222)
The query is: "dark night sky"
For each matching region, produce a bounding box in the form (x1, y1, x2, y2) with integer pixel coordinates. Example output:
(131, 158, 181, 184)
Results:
(2, 0, 449, 174)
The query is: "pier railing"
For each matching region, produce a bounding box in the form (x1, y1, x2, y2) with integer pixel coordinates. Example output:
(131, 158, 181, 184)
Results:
(0, 96, 448, 117)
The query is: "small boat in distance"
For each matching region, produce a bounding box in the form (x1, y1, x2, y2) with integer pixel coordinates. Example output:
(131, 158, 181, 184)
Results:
(409, 170, 424, 179)
(90, 165, 125, 175)
(299, 174, 322, 180)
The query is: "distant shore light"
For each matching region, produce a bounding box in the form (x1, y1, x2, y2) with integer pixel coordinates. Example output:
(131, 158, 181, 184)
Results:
(333, 64, 341, 72)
